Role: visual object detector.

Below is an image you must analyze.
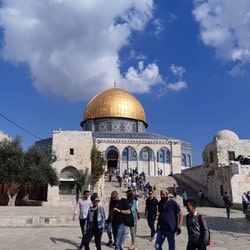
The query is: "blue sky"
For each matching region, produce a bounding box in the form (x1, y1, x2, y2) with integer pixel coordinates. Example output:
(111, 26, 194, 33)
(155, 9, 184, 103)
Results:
(1, 0, 250, 166)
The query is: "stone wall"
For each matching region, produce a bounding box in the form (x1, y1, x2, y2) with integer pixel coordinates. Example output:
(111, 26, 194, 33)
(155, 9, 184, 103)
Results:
(182, 164, 250, 207)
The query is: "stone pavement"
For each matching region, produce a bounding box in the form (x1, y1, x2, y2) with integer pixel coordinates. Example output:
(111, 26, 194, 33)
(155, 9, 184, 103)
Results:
(0, 205, 250, 250)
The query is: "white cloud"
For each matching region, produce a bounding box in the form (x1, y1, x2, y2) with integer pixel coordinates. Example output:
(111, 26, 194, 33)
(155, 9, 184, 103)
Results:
(0, 0, 162, 101)
(120, 61, 164, 93)
(193, 0, 250, 73)
(170, 64, 186, 77)
(167, 81, 187, 91)
(156, 64, 187, 97)
(152, 18, 164, 36)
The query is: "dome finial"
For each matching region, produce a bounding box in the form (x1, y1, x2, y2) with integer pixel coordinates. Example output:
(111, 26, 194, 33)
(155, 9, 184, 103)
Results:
(114, 79, 116, 88)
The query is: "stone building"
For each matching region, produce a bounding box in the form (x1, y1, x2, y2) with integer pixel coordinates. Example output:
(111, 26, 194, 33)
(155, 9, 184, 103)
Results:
(38, 86, 192, 205)
(182, 129, 250, 207)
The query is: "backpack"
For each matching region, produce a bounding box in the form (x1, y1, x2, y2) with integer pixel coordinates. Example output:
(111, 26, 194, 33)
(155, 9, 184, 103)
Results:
(123, 208, 134, 227)
(197, 214, 211, 246)
(186, 213, 210, 246)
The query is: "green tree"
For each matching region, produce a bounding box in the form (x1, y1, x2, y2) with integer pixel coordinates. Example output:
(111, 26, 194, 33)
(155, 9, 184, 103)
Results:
(24, 145, 58, 186)
(90, 145, 106, 189)
(74, 169, 91, 201)
(0, 137, 58, 206)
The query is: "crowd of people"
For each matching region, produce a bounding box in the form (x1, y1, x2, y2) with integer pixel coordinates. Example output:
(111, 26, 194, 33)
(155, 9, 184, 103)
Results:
(72, 169, 250, 250)
(73, 184, 210, 250)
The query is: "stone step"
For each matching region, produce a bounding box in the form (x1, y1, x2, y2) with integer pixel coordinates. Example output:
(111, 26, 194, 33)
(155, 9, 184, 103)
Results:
(0, 175, 211, 227)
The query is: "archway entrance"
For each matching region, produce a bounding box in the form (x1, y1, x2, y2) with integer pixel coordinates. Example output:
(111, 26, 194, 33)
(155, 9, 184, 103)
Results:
(106, 147, 119, 174)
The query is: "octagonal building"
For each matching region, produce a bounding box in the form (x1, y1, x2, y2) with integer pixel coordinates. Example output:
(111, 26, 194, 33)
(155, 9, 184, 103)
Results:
(37, 86, 192, 205)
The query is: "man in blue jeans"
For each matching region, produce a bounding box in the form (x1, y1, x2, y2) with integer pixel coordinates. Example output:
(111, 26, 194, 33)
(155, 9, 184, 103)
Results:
(155, 189, 183, 250)
(111, 190, 131, 250)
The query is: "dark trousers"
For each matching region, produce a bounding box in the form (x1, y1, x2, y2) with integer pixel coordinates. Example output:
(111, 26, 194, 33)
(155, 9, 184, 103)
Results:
(79, 218, 87, 248)
(225, 205, 231, 218)
(187, 241, 206, 250)
(83, 228, 103, 250)
(242, 201, 248, 214)
(79, 218, 87, 235)
(147, 216, 156, 237)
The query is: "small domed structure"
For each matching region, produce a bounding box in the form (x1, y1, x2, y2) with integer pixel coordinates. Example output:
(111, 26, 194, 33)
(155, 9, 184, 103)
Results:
(213, 129, 239, 141)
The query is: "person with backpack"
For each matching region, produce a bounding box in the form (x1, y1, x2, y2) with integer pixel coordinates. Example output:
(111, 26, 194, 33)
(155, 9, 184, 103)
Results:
(185, 199, 210, 250)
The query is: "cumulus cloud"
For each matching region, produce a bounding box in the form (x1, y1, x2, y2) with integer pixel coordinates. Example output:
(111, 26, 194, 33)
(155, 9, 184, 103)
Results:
(157, 64, 187, 97)
(0, 0, 173, 101)
(193, 0, 250, 74)
(121, 61, 164, 93)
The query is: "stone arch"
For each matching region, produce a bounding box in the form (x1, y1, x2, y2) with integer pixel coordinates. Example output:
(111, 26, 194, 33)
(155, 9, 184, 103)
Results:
(182, 153, 192, 167)
(105, 146, 120, 174)
(121, 146, 137, 174)
(157, 147, 171, 176)
(139, 146, 154, 176)
(59, 166, 78, 197)
(182, 154, 187, 166)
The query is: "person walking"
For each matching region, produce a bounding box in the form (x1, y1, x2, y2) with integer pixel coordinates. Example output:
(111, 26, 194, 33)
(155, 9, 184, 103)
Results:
(198, 190, 205, 207)
(123, 190, 137, 250)
(83, 193, 106, 250)
(242, 192, 249, 214)
(106, 197, 116, 247)
(185, 199, 209, 250)
(181, 190, 188, 207)
(145, 190, 158, 241)
(111, 190, 131, 250)
(73, 190, 92, 249)
(173, 184, 177, 199)
(155, 189, 183, 250)
(223, 191, 232, 219)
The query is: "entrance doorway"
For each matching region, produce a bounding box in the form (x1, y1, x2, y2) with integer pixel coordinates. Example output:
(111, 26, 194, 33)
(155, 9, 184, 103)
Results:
(107, 148, 119, 174)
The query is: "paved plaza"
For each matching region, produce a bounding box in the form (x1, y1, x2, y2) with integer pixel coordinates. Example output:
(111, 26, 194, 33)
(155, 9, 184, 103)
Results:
(0, 205, 249, 250)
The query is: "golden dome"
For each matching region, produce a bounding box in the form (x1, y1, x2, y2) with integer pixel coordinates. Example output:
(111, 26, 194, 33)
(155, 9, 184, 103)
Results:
(81, 87, 147, 127)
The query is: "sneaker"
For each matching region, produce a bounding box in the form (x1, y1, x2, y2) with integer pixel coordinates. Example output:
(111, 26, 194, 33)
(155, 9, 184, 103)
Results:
(149, 236, 155, 241)
(106, 241, 113, 247)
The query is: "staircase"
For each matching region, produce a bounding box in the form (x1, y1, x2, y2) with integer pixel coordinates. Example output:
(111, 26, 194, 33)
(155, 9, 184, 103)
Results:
(101, 174, 213, 212)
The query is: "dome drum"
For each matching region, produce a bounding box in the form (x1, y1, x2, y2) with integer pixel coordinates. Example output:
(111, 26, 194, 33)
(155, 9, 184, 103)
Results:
(82, 118, 146, 133)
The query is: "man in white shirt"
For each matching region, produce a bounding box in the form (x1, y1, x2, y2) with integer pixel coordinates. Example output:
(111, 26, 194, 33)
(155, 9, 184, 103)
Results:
(73, 190, 92, 249)
(242, 192, 249, 214)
